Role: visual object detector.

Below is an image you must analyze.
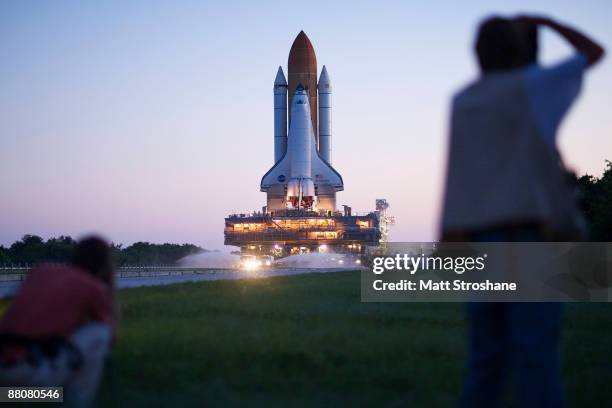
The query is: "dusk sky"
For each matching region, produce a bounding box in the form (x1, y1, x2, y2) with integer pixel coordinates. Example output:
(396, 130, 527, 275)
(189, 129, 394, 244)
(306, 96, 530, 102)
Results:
(1, 1, 611, 249)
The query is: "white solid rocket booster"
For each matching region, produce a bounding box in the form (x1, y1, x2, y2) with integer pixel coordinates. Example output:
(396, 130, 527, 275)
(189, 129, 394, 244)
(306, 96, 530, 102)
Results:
(286, 85, 316, 208)
(273, 66, 288, 163)
(317, 65, 332, 164)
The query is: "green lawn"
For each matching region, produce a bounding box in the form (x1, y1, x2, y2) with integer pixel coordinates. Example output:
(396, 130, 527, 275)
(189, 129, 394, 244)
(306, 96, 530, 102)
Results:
(94, 271, 612, 407)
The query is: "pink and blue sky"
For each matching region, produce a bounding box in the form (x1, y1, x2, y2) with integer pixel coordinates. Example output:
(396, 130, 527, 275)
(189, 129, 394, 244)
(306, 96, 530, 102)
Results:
(1, 0, 611, 249)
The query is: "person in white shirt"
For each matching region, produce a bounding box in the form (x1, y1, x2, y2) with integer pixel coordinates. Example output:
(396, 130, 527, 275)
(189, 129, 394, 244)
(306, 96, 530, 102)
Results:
(440, 15, 605, 408)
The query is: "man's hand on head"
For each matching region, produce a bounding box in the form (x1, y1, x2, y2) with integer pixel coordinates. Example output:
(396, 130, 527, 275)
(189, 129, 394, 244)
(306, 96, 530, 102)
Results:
(514, 15, 605, 67)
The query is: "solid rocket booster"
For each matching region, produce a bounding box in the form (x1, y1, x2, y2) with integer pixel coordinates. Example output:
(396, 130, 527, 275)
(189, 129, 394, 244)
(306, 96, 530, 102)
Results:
(273, 66, 288, 163)
(317, 65, 332, 164)
(286, 85, 315, 209)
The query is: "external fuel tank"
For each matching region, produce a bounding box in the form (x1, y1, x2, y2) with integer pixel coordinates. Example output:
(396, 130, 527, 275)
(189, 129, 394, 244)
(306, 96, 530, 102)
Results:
(287, 31, 318, 148)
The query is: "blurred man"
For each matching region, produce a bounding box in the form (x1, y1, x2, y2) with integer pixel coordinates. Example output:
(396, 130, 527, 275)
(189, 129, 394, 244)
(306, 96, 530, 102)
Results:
(0, 236, 117, 406)
(441, 15, 604, 408)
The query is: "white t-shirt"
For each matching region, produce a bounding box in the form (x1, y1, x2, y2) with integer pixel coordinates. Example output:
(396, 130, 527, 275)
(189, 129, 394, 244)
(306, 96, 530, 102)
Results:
(441, 53, 588, 235)
(523, 53, 588, 147)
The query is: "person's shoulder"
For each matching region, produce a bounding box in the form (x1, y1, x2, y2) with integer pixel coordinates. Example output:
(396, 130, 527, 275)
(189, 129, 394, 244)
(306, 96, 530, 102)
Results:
(26, 262, 74, 281)
(452, 72, 522, 108)
(66, 266, 105, 288)
(548, 52, 588, 69)
(19, 263, 102, 296)
(64, 270, 111, 309)
(38, 264, 107, 294)
(452, 81, 477, 110)
(522, 52, 588, 80)
(452, 78, 479, 102)
(28, 262, 66, 274)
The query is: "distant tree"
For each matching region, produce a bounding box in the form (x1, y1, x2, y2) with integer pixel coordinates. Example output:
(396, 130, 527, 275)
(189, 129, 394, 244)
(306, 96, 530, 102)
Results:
(118, 242, 205, 266)
(3, 235, 207, 267)
(44, 235, 77, 262)
(110, 242, 126, 267)
(9, 235, 47, 266)
(0, 246, 11, 266)
(577, 160, 612, 241)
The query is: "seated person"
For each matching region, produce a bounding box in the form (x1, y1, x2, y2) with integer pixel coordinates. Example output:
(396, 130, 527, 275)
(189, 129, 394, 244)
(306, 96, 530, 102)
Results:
(0, 236, 117, 406)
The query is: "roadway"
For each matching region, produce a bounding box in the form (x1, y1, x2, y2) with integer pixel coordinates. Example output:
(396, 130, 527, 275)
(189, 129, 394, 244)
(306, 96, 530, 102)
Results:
(0, 267, 356, 298)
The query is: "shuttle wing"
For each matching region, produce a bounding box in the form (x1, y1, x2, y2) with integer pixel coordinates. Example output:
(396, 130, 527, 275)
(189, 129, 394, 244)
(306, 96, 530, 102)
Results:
(260, 153, 290, 192)
(311, 148, 343, 191)
(309, 123, 343, 190)
(261, 140, 343, 192)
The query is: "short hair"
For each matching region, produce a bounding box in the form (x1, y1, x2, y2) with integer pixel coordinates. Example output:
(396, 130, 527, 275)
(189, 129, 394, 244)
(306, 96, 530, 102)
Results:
(72, 236, 113, 285)
(475, 17, 535, 72)
(522, 22, 539, 65)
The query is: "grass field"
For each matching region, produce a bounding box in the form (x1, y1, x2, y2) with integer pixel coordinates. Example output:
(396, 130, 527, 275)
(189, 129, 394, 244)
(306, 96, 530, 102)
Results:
(91, 271, 612, 407)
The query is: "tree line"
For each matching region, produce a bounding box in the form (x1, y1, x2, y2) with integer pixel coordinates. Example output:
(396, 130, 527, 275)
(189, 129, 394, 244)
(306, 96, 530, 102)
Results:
(0, 235, 206, 267)
(576, 160, 612, 241)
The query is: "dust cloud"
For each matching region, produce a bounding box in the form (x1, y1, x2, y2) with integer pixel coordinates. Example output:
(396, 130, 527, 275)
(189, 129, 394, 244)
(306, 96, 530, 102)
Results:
(178, 252, 240, 268)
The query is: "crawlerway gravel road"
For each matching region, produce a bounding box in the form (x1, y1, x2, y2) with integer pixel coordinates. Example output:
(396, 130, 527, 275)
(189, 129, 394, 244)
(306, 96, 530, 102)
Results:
(0, 267, 358, 298)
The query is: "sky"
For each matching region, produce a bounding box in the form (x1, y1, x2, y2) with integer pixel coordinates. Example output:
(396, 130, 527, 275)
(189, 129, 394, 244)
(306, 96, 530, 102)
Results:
(1, 0, 611, 249)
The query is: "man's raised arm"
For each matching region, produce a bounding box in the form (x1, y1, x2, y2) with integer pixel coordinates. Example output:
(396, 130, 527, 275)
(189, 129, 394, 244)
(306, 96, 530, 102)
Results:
(518, 16, 605, 67)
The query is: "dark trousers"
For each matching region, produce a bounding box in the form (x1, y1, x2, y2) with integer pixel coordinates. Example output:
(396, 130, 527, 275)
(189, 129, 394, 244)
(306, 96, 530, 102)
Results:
(462, 226, 564, 407)
(461, 302, 564, 408)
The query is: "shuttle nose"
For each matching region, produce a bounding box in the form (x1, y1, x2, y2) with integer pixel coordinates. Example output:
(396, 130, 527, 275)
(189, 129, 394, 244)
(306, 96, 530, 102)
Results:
(292, 84, 309, 106)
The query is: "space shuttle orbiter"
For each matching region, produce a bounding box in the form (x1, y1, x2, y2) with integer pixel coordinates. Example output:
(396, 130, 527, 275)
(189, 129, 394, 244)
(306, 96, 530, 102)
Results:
(260, 31, 343, 213)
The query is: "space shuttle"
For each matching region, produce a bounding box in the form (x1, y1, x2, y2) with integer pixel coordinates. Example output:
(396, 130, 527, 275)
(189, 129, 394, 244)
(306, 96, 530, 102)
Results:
(261, 31, 343, 213)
